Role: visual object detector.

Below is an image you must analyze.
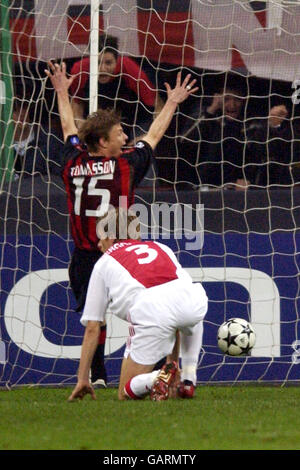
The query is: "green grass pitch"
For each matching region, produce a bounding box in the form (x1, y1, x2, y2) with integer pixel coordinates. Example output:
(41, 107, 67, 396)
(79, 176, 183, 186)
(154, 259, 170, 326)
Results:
(1, 385, 300, 450)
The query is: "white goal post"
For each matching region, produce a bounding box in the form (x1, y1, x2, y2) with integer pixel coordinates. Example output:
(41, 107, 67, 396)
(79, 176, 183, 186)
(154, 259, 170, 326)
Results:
(1, 0, 300, 388)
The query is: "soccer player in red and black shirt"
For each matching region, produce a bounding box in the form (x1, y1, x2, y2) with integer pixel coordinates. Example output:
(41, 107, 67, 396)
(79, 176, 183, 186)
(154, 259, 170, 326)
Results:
(45, 60, 198, 387)
(62, 112, 153, 385)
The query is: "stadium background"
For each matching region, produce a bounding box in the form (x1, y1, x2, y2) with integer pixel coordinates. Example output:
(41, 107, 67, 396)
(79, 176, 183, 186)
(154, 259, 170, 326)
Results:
(1, 0, 300, 387)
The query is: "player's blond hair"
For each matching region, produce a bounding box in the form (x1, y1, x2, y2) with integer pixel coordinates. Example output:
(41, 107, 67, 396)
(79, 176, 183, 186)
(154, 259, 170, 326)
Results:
(78, 108, 121, 153)
(96, 207, 141, 241)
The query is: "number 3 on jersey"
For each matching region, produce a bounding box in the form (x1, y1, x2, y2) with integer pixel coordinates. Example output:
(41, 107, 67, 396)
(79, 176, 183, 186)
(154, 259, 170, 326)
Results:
(125, 244, 158, 264)
(73, 175, 112, 217)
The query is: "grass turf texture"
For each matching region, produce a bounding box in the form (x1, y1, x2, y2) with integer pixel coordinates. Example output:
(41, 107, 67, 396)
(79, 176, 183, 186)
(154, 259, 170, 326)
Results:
(1, 386, 300, 450)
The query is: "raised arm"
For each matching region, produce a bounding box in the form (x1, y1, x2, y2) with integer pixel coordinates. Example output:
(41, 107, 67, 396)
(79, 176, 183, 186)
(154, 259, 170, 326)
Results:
(45, 61, 78, 142)
(142, 72, 198, 150)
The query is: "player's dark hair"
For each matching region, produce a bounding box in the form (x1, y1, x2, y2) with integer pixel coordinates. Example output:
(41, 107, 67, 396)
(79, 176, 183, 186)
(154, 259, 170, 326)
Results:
(78, 108, 121, 153)
(99, 34, 119, 59)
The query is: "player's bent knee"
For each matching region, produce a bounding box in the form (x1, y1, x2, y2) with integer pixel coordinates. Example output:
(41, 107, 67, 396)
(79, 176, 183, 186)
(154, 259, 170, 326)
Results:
(117, 383, 131, 400)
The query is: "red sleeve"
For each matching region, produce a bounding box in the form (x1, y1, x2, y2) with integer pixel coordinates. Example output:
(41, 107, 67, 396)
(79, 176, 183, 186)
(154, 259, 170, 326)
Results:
(70, 57, 90, 98)
(117, 56, 156, 107)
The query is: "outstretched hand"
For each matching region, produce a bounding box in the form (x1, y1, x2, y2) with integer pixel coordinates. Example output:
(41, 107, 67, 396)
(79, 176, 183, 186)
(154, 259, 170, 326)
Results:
(68, 381, 96, 402)
(45, 61, 74, 93)
(164, 72, 198, 105)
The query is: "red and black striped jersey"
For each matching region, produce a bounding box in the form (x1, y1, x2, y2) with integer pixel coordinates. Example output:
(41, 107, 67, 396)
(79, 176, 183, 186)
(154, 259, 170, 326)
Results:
(62, 135, 153, 251)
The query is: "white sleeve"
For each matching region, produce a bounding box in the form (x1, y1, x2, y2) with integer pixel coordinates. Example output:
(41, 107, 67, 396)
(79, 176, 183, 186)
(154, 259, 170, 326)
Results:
(80, 263, 109, 327)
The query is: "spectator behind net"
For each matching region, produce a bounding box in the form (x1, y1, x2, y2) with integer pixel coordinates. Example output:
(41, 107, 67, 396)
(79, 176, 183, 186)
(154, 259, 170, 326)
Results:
(70, 34, 163, 144)
(246, 102, 299, 187)
(179, 82, 253, 190)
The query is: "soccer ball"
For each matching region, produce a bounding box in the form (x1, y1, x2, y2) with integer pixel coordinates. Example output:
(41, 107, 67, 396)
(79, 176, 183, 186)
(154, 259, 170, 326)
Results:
(217, 318, 256, 356)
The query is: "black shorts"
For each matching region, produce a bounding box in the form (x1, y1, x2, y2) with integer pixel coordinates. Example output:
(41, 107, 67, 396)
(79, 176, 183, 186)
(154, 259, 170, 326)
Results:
(69, 247, 103, 312)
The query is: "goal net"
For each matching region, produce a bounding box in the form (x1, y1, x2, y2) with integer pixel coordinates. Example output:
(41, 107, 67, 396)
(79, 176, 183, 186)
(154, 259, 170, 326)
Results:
(1, 0, 300, 388)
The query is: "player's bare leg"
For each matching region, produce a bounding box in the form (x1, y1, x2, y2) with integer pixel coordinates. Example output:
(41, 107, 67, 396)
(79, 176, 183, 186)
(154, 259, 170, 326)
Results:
(118, 355, 155, 400)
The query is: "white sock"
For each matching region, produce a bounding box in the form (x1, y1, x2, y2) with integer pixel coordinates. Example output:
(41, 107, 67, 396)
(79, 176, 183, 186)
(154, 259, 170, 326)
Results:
(180, 321, 203, 385)
(126, 370, 160, 398)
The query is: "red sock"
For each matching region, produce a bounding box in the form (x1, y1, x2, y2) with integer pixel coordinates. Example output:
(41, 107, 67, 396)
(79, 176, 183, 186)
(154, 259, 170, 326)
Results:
(98, 325, 106, 345)
(124, 379, 142, 400)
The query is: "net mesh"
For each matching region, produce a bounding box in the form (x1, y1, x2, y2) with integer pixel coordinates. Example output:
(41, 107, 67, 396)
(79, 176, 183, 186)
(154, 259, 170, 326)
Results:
(1, 0, 300, 388)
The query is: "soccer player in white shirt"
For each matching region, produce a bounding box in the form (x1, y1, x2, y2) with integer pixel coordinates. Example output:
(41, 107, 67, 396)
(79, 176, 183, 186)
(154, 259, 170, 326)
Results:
(68, 208, 208, 401)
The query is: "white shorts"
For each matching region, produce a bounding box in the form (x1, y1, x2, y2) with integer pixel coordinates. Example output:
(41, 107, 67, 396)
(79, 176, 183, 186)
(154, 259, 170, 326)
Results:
(124, 279, 208, 365)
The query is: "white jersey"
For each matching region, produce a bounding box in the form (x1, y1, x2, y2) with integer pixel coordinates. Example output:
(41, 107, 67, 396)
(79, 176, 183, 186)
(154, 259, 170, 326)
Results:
(81, 239, 193, 326)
